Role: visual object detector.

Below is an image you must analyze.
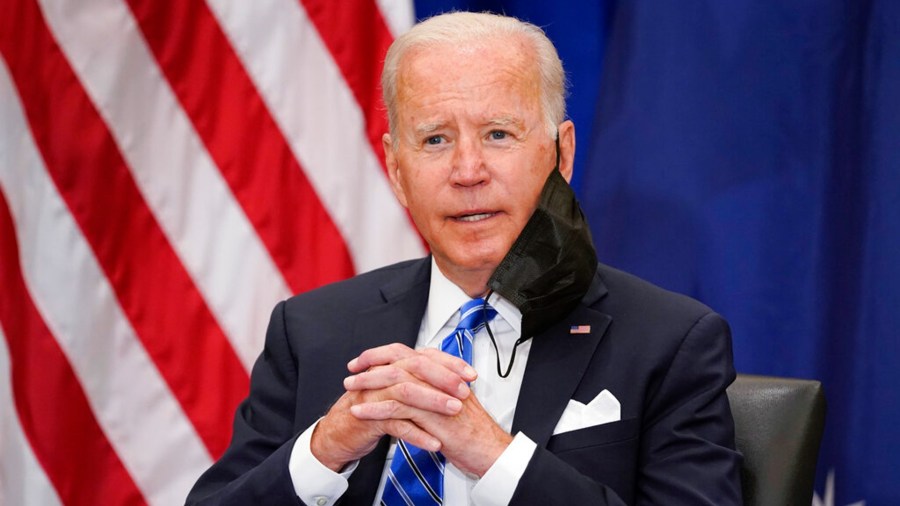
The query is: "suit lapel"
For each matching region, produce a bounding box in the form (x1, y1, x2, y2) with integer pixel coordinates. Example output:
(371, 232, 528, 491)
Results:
(511, 270, 612, 448)
(341, 259, 431, 505)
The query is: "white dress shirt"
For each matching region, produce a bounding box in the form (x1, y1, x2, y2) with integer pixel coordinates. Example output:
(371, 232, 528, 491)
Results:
(289, 258, 538, 505)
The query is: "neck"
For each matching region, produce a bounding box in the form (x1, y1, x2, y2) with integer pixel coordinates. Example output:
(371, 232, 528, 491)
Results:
(434, 261, 492, 299)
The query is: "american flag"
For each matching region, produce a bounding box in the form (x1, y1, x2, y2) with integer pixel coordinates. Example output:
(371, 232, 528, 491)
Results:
(0, 1, 423, 504)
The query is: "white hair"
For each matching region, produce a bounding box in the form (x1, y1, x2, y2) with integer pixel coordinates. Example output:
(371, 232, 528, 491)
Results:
(381, 11, 568, 143)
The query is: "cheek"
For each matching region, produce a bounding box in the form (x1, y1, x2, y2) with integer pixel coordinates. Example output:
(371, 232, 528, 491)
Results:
(391, 178, 410, 208)
(510, 173, 548, 210)
(402, 166, 446, 203)
(403, 190, 440, 231)
(393, 163, 432, 209)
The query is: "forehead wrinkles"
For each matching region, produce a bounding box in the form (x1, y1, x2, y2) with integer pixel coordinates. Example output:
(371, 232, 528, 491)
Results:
(409, 46, 536, 88)
(396, 37, 543, 127)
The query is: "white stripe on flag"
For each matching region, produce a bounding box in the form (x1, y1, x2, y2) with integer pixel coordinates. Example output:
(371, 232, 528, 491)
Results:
(0, 326, 64, 506)
(376, 0, 416, 38)
(207, 0, 426, 273)
(0, 61, 212, 506)
(37, 0, 291, 371)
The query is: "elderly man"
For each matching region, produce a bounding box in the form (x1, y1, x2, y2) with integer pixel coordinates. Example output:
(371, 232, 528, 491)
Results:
(187, 11, 742, 506)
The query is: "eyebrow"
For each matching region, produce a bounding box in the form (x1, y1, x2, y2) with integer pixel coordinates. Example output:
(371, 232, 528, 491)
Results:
(486, 115, 519, 125)
(485, 116, 525, 129)
(412, 116, 525, 136)
(414, 122, 444, 136)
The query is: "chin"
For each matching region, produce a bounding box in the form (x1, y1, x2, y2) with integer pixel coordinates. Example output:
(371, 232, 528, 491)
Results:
(453, 250, 506, 274)
(435, 236, 514, 273)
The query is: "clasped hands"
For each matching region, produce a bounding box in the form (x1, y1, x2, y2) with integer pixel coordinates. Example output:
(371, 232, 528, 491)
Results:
(310, 343, 512, 477)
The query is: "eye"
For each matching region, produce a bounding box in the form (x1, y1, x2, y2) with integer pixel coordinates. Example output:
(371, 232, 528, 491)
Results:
(425, 135, 443, 145)
(489, 130, 508, 140)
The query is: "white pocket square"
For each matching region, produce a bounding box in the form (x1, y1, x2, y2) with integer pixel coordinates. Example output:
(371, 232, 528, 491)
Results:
(552, 389, 621, 435)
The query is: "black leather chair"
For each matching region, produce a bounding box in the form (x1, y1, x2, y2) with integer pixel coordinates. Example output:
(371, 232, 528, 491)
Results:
(726, 374, 826, 506)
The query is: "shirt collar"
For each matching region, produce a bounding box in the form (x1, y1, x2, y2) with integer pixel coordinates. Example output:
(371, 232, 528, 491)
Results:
(424, 257, 522, 346)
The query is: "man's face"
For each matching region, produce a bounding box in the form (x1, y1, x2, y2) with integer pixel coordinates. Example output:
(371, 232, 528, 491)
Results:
(384, 36, 575, 295)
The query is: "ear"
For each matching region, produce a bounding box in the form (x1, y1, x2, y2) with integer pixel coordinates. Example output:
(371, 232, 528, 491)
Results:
(556, 120, 576, 183)
(383, 133, 409, 208)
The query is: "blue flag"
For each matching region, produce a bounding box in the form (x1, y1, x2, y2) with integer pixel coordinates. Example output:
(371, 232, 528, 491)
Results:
(582, 2, 900, 505)
(416, 1, 899, 503)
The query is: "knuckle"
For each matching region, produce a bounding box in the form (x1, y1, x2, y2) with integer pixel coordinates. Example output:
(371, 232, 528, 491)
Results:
(384, 400, 400, 416)
(386, 366, 402, 383)
(386, 342, 409, 356)
(420, 348, 446, 365)
(392, 420, 414, 440)
(395, 382, 413, 400)
(401, 355, 423, 374)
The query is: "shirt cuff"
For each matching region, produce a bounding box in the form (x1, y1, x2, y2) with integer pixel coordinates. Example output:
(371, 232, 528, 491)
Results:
(471, 432, 537, 506)
(289, 419, 359, 506)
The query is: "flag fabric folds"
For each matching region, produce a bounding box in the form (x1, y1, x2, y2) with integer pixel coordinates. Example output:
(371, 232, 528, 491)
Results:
(583, 2, 900, 505)
(0, 1, 422, 504)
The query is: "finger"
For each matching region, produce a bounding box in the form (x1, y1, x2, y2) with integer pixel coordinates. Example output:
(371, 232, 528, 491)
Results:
(352, 399, 462, 422)
(387, 381, 464, 415)
(397, 353, 471, 398)
(343, 364, 415, 391)
(346, 355, 471, 399)
(347, 343, 417, 373)
(381, 420, 442, 452)
(419, 348, 478, 382)
(352, 383, 464, 417)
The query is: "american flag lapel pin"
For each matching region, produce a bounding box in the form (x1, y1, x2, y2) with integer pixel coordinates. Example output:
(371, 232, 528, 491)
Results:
(570, 324, 591, 334)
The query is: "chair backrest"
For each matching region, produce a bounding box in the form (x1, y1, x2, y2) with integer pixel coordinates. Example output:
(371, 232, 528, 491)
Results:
(726, 374, 826, 506)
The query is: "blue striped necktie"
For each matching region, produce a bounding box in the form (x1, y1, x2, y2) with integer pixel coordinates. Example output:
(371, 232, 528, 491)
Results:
(381, 298, 497, 505)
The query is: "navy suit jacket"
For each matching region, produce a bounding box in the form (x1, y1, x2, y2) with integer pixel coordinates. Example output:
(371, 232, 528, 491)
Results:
(187, 258, 742, 505)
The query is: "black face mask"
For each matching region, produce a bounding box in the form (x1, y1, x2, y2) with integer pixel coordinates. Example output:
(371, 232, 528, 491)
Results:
(487, 167, 598, 339)
(474, 142, 598, 378)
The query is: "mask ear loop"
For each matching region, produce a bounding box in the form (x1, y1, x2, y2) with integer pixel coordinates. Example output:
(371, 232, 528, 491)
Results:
(483, 290, 531, 378)
(481, 136, 557, 378)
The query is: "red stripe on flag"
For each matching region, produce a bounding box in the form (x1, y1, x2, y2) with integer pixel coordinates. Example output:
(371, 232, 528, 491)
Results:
(299, 0, 426, 249)
(124, 0, 355, 293)
(300, 0, 395, 172)
(0, 0, 248, 458)
(0, 188, 148, 506)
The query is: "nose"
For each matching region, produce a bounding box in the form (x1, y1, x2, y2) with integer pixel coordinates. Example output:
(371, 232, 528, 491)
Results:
(450, 135, 489, 187)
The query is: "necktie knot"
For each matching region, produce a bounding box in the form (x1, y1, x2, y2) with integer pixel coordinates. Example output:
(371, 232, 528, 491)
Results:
(442, 298, 497, 365)
(458, 297, 497, 335)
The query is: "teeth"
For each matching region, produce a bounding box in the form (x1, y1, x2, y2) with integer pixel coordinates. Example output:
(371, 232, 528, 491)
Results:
(458, 213, 493, 222)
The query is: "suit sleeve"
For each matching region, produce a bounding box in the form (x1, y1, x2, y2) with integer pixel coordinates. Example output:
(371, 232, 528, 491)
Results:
(185, 301, 306, 505)
(509, 312, 743, 505)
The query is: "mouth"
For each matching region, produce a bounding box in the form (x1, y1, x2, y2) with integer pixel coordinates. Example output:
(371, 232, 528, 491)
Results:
(454, 211, 497, 223)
